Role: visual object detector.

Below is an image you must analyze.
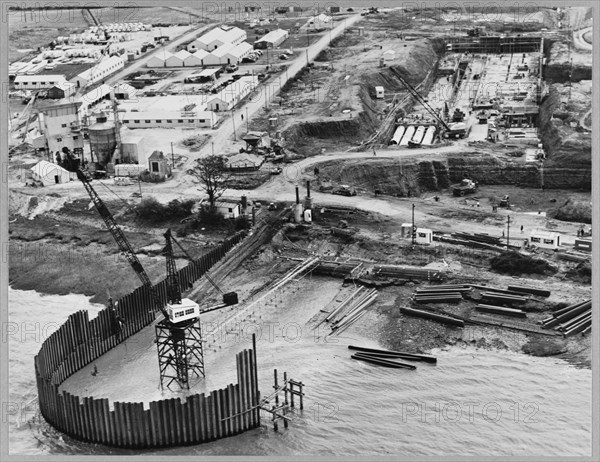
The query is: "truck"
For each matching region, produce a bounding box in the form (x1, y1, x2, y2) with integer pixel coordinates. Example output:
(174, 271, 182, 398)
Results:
(451, 179, 477, 196)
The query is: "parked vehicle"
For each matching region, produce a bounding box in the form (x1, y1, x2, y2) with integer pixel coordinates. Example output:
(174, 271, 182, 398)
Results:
(332, 185, 357, 196)
(451, 179, 478, 196)
(225, 63, 238, 73)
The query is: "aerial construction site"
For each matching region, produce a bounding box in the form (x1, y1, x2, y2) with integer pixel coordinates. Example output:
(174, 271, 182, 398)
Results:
(5, 3, 595, 458)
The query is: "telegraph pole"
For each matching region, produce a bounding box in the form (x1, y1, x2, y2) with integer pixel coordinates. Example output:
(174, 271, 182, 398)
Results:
(170, 142, 175, 167)
(246, 106, 249, 131)
(231, 108, 236, 140)
(506, 215, 511, 250)
(412, 203, 416, 245)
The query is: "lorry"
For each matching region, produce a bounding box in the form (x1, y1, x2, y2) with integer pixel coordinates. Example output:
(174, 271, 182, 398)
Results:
(451, 179, 477, 196)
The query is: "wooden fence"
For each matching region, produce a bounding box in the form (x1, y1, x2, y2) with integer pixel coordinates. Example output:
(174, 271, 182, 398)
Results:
(35, 231, 263, 448)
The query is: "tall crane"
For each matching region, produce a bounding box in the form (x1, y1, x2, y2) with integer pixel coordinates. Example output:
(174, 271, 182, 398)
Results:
(77, 169, 204, 389)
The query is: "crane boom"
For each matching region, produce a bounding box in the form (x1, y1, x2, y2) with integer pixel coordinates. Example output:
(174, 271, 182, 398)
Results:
(76, 169, 167, 318)
(395, 73, 451, 131)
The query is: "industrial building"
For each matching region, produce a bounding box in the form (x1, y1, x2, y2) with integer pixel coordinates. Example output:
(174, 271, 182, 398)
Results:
(80, 84, 112, 115)
(254, 29, 289, 49)
(47, 82, 77, 99)
(223, 42, 254, 65)
(14, 74, 68, 91)
(113, 82, 137, 100)
(164, 51, 184, 68)
(87, 111, 118, 166)
(203, 43, 237, 66)
(71, 55, 125, 88)
(187, 26, 247, 52)
(206, 76, 258, 111)
(35, 99, 85, 155)
(119, 131, 148, 164)
(120, 110, 217, 128)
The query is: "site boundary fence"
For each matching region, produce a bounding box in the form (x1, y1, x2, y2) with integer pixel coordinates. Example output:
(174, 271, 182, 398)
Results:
(34, 230, 263, 448)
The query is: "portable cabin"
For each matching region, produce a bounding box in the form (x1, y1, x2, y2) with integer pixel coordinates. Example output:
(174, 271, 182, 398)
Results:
(167, 298, 200, 324)
(415, 228, 433, 245)
(375, 86, 385, 99)
(529, 230, 561, 250)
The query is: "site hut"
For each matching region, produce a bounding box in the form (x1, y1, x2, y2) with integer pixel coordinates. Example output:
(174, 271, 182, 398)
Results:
(71, 55, 125, 88)
(147, 151, 172, 179)
(415, 228, 433, 245)
(47, 82, 76, 99)
(225, 153, 264, 171)
(35, 99, 85, 156)
(194, 26, 247, 52)
(309, 13, 332, 30)
(14, 74, 67, 91)
(215, 201, 241, 219)
(30, 160, 72, 186)
(253, 29, 289, 49)
(528, 230, 561, 250)
(204, 43, 237, 66)
(375, 86, 385, 99)
(400, 223, 414, 238)
(120, 110, 218, 129)
(112, 82, 137, 100)
(574, 238, 592, 252)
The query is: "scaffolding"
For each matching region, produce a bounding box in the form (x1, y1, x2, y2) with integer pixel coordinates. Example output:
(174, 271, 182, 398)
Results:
(155, 318, 205, 390)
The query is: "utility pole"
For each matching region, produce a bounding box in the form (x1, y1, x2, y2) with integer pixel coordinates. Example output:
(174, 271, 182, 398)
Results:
(506, 215, 511, 250)
(412, 203, 416, 245)
(231, 108, 236, 140)
(170, 142, 175, 168)
(211, 141, 214, 155)
(138, 176, 142, 198)
(246, 106, 249, 131)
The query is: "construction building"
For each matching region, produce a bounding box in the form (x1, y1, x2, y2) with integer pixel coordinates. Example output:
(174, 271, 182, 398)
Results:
(253, 29, 289, 49)
(188, 26, 247, 52)
(35, 99, 85, 155)
(120, 110, 217, 128)
(206, 76, 258, 111)
(148, 151, 172, 179)
(71, 56, 125, 88)
(14, 74, 68, 91)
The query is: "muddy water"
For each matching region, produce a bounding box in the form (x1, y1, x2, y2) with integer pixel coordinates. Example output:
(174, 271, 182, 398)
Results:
(8, 286, 591, 456)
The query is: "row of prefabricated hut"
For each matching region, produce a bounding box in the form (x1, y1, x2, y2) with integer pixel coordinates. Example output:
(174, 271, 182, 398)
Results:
(390, 125, 437, 145)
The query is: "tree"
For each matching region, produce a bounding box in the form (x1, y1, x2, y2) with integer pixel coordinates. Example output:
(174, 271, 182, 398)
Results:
(187, 155, 231, 208)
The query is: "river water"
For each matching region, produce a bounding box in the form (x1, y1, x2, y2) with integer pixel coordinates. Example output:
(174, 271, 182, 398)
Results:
(8, 287, 592, 456)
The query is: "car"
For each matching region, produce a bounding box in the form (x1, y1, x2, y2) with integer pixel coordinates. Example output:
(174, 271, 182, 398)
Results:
(255, 50, 263, 55)
(282, 49, 293, 55)
(225, 63, 238, 72)
(279, 54, 289, 60)
(268, 202, 277, 210)
(270, 167, 282, 175)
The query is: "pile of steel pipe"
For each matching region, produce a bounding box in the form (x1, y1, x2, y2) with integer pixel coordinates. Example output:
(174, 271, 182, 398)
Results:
(506, 285, 551, 298)
(541, 300, 592, 337)
(476, 304, 527, 318)
(412, 285, 471, 304)
(480, 291, 528, 306)
(470, 285, 529, 296)
(400, 307, 465, 327)
(350, 352, 417, 370)
(452, 232, 502, 246)
(330, 288, 378, 334)
(313, 260, 362, 278)
(373, 264, 445, 281)
(348, 345, 437, 363)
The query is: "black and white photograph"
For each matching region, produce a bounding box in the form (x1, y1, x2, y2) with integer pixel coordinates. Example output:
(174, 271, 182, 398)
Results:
(1, 0, 597, 459)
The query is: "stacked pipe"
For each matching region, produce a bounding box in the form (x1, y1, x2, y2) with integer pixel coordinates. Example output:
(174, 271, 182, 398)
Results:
(313, 261, 362, 278)
(480, 291, 528, 306)
(372, 264, 445, 281)
(506, 285, 551, 298)
(452, 232, 502, 246)
(400, 307, 465, 327)
(541, 300, 592, 337)
(412, 286, 469, 304)
(476, 304, 527, 318)
(330, 288, 378, 334)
